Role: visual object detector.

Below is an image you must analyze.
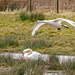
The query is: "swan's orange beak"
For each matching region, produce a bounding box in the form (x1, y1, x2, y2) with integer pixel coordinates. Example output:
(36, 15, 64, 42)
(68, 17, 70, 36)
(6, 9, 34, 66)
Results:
(35, 20, 37, 23)
(22, 53, 24, 55)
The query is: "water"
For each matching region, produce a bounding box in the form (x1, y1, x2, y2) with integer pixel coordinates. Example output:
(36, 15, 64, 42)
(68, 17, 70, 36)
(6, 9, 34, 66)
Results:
(0, 52, 75, 63)
(23, 70, 63, 75)
(44, 70, 63, 75)
(57, 55, 75, 64)
(0, 52, 23, 59)
(0, 52, 75, 75)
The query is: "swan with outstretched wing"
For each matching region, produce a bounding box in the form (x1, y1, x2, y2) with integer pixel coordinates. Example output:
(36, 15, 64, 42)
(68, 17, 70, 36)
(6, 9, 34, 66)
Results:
(32, 18, 75, 36)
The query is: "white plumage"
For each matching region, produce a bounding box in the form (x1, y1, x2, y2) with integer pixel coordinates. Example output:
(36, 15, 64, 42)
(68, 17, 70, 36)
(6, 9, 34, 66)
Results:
(32, 18, 75, 36)
(22, 49, 49, 61)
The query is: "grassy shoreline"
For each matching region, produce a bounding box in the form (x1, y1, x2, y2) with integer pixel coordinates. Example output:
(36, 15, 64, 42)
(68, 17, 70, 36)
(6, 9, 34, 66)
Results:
(0, 12, 75, 55)
(0, 53, 75, 75)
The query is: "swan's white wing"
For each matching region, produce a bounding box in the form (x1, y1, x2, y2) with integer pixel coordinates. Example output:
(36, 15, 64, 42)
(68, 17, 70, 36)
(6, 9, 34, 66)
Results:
(53, 18, 63, 24)
(54, 18, 75, 27)
(32, 23, 45, 36)
(60, 18, 75, 27)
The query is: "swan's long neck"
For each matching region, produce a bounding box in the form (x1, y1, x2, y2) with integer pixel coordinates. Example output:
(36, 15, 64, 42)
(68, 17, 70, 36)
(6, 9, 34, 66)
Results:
(23, 49, 32, 55)
(28, 50, 32, 55)
(37, 20, 49, 23)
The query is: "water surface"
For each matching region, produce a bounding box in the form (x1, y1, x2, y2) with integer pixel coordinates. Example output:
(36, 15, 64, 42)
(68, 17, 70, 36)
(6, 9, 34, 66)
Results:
(0, 52, 75, 63)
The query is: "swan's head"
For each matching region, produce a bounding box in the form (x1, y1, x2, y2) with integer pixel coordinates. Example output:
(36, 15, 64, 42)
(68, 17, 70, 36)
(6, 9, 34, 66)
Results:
(62, 25, 69, 28)
(35, 20, 37, 23)
(22, 48, 32, 55)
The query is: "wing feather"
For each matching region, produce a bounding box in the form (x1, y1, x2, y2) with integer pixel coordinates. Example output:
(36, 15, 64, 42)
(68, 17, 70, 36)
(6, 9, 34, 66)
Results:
(57, 18, 75, 27)
(53, 18, 63, 23)
(32, 23, 45, 36)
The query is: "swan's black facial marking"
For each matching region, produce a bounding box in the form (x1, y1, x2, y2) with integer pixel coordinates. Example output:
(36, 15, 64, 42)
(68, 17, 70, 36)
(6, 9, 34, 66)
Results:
(62, 25, 69, 28)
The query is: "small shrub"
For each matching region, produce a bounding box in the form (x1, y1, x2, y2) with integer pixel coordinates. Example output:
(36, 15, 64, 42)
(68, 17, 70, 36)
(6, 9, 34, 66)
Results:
(30, 13, 45, 21)
(20, 38, 52, 49)
(48, 54, 62, 70)
(61, 59, 75, 75)
(4, 35, 19, 47)
(50, 54, 59, 63)
(0, 40, 6, 48)
(19, 12, 45, 21)
(11, 60, 45, 75)
(0, 54, 46, 75)
(0, 35, 19, 48)
(19, 11, 29, 21)
(61, 59, 75, 70)
(0, 55, 15, 66)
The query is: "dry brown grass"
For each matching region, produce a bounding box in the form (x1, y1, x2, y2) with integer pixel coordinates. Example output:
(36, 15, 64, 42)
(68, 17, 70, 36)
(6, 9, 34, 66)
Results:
(0, 0, 75, 12)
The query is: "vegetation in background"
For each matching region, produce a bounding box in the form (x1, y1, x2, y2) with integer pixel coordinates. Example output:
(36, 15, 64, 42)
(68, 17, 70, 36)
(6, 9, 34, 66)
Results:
(1, 0, 75, 12)
(11, 60, 46, 75)
(7, 2, 25, 11)
(0, 54, 61, 75)
(20, 38, 52, 50)
(8, 3, 18, 11)
(30, 13, 45, 21)
(0, 54, 75, 75)
(3, 0, 7, 11)
(0, 55, 46, 75)
(48, 54, 62, 70)
(29, 0, 32, 12)
(61, 59, 75, 75)
(0, 12, 75, 55)
(0, 35, 19, 48)
(19, 11, 45, 21)
(0, 55, 15, 67)
(57, 0, 59, 13)
(19, 11, 29, 21)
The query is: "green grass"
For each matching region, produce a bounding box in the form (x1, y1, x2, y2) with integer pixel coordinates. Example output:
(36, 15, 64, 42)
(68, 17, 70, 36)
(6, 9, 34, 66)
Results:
(0, 55, 46, 75)
(0, 35, 19, 48)
(0, 54, 62, 75)
(19, 11, 29, 21)
(61, 59, 75, 75)
(62, 59, 75, 70)
(19, 11, 45, 21)
(20, 38, 52, 50)
(1, 54, 75, 75)
(48, 54, 62, 70)
(0, 55, 15, 67)
(0, 12, 75, 55)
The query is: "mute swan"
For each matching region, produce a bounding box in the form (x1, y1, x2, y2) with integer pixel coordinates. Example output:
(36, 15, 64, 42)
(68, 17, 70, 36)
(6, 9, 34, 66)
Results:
(32, 18, 75, 36)
(22, 48, 49, 61)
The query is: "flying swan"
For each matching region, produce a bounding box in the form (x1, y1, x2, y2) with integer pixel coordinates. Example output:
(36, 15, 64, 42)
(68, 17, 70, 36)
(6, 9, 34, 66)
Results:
(22, 48, 49, 61)
(32, 18, 75, 36)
